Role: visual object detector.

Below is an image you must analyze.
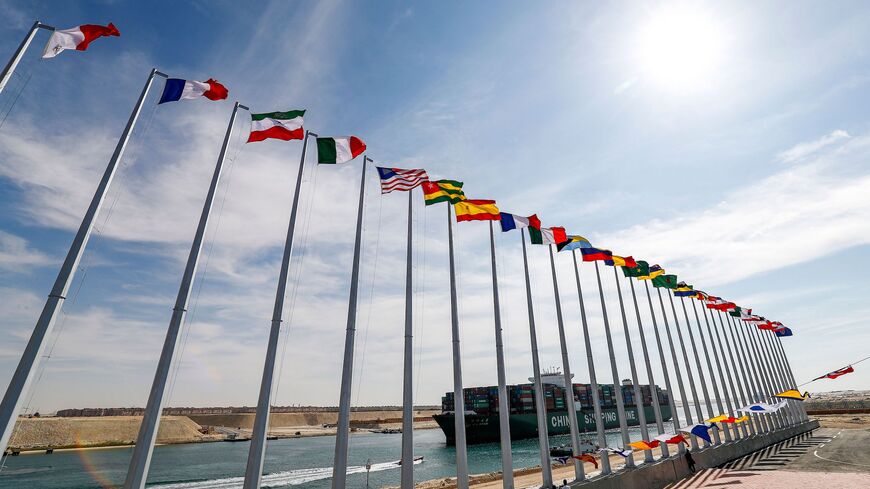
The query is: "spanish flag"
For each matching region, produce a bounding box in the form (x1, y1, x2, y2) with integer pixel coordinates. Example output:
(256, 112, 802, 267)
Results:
(604, 255, 638, 267)
(454, 199, 500, 222)
(421, 180, 465, 205)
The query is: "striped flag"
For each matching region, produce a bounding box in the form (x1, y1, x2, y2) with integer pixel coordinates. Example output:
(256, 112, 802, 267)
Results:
(376, 167, 428, 194)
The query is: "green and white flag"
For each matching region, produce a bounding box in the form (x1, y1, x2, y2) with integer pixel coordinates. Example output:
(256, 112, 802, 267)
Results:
(317, 136, 366, 164)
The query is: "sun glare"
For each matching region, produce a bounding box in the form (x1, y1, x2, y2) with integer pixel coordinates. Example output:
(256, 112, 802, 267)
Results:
(636, 6, 726, 92)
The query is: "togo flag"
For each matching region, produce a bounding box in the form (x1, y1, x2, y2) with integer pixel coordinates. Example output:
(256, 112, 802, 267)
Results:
(317, 136, 366, 164)
(43, 23, 120, 58)
(248, 111, 305, 143)
(159, 78, 228, 104)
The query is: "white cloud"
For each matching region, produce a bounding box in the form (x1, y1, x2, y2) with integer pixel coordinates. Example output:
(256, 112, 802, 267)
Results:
(776, 129, 851, 164)
(0, 231, 52, 272)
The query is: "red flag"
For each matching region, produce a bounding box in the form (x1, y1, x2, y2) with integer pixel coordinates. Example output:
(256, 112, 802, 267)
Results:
(814, 365, 855, 381)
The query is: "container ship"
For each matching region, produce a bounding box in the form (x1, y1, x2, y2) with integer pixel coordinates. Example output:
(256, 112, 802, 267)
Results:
(433, 369, 672, 445)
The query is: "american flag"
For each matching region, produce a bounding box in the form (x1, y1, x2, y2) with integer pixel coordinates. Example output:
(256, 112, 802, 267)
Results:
(376, 167, 429, 194)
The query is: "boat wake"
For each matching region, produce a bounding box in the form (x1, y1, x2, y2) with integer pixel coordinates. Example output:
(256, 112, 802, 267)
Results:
(151, 458, 423, 489)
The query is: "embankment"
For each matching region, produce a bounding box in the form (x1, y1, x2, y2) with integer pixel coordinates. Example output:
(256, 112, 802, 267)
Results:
(187, 410, 439, 430)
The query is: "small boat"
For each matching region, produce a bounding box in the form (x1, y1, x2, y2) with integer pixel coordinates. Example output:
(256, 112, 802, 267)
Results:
(397, 456, 424, 465)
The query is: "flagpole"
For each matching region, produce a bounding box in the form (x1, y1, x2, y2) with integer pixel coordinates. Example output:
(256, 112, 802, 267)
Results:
(768, 331, 807, 422)
(716, 311, 762, 435)
(548, 245, 585, 481)
(734, 316, 784, 430)
(570, 251, 612, 473)
(332, 155, 370, 489)
(762, 329, 800, 424)
(240, 131, 314, 489)
(0, 21, 51, 96)
(740, 318, 789, 428)
(665, 292, 706, 446)
(654, 287, 697, 450)
(488, 222, 514, 489)
(400, 190, 414, 489)
(753, 327, 792, 425)
(0, 68, 163, 456)
(712, 310, 754, 436)
(726, 312, 772, 433)
(447, 203, 470, 489)
(642, 281, 679, 456)
(699, 304, 742, 440)
(126, 101, 246, 489)
(611, 267, 652, 463)
(626, 276, 669, 459)
(521, 231, 553, 488)
(693, 302, 733, 442)
(592, 261, 634, 468)
(677, 296, 720, 445)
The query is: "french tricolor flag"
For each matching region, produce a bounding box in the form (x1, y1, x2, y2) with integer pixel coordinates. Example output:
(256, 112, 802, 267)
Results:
(159, 78, 228, 104)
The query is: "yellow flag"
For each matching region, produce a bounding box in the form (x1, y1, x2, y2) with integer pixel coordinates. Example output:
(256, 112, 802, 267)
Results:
(774, 389, 810, 401)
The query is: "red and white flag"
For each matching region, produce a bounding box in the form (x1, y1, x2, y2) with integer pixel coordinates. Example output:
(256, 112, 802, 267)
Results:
(376, 167, 429, 194)
(42, 23, 120, 59)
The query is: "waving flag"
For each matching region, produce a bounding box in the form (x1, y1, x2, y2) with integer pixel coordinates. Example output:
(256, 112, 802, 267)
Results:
(775, 389, 810, 401)
(317, 136, 366, 163)
(774, 327, 793, 337)
(530, 226, 567, 245)
(654, 433, 687, 445)
(604, 448, 633, 457)
(729, 306, 752, 318)
(580, 247, 612, 261)
(693, 290, 710, 301)
(674, 282, 695, 297)
(652, 274, 678, 289)
(638, 264, 664, 280)
(454, 199, 500, 222)
(708, 415, 749, 424)
(499, 213, 540, 232)
(159, 78, 228, 104)
(741, 401, 788, 413)
(680, 423, 714, 444)
(557, 235, 592, 252)
(604, 255, 638, 267)
(758, 320, 783, 331)
(42, 23, 120, 58)
(573, 454, 599, 468)
(814, 365, 855, 381)
(629, 440, 660, 451)
(376, 167, 428, 193)
(248, 111, 305, 142)
(706, 297, 736, 311)
(622, 260, 649, 278)
(422, 180, 465, 205)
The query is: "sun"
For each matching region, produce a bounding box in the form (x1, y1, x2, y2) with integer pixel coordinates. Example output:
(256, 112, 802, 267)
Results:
(635, 6, 726, 92)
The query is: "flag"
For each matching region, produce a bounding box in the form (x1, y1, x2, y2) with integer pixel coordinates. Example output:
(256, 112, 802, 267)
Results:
(774, 326, 793, 337)
(454, 199, 500, 222)
(638, 264, 664, 280)
(529, 226, 568, 245)
(758, 320, 783, 331)
(654, 433, 687, 445)
(499, 213, 540, 232)
(574, 453, 598, 468)
(554, 456, 571, 465)
(317, 136, 366, 163)
(674, 282, 694, 297)
(708, 415, 749, 424)
(814, 365, 855, 381)
(604, 448, 633, 457)
(604, 255, 638, 268)
(729, 306, 752, 318)
(628, 440, 660, 451)
(706, 297, 736, 311)
(580, 247, 612, 261)
(740, 401, 788, 413)
(421, 180, 465, 205)
(42, 23, 120, 58)
(376, 167, 428, 193)
(652, 274, 678, 289)
(680, 423, 714, 444)
(557, 235, 592, 252)
(693, 290, 710, 301)
(622, 260, 650, 278)
(247, 111, 305, 143)
(775, 389, 810, 401)
(159, 78, 228, 104)
(742, 315, 764, 323)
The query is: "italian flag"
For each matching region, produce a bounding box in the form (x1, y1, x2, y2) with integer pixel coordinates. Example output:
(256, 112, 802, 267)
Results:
(317, 136, 366, 164)
(42, 23, 120, 58)
(247, 110, 305, 143)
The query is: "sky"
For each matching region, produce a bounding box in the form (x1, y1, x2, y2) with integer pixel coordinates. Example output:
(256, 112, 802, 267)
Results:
(0, 0, 869, 415)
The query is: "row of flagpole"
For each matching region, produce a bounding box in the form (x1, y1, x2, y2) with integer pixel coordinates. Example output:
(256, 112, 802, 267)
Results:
(0, 19, 811, 489)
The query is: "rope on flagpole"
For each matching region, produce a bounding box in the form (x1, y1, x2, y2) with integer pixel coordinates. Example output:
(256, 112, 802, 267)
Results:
(0, 71, 31, 131)
(796, 354, 870, 387)
(353, 191, 383, 405)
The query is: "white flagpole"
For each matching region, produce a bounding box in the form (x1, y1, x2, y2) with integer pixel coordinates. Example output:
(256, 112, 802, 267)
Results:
(0, 21, 51, 96)
(519, 231, 552, 488)
(768, 331, 808, 422)
(654, 287, 697, 449)
(447, 204, 470, 489)
(332, 155, 370, 489)
(242, 131, 314, 489)
(761, 328, 800, 425)
(741, 319, 790, 428)
(488, 222, 514, 489)
(712, 310, 753, 436)
(625, 276, 668, 458)
(0, 68, 163, 456)
(732, 316, 780, 429)
(610, 266, 652, 463)
(400, 190, 414, 489)
(715, 311, 761, 435)
(693, 302, 733, 442)
(547, 245, 585, 481)
(592, 261, 634, 468)
(665, 292, 706, 447)
(642, 281, 679, 456)
(724, 312, 771, 433)
(677, 296, 719, 445)
(126, 101, 246, 489)
(570, 251, 612, 473)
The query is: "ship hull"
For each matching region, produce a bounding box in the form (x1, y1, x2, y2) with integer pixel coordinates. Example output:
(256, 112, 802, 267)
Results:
(433, 404, 672, 445)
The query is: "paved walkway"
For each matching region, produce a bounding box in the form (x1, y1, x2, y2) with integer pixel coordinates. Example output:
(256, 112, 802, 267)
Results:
(664, 427, 870, 488)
